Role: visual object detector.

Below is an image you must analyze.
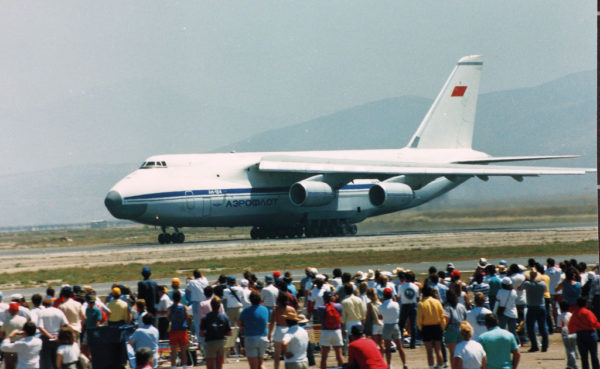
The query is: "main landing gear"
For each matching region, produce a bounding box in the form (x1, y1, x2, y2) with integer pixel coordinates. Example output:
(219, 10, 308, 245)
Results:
(158, 226, 185, 244)
(250, 220, 357, 240)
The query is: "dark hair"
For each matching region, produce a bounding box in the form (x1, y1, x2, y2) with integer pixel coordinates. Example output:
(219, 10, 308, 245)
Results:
(342, 272, 352, 284)
(193, 269, 201, 278)
(578, 262, 587, 273)
(509, 264, 520, 275)
(323, 292, 332, 303)
(218, 274, 227, 284)
(142, 313, 154, 325)
(428, 266, 437, 274)
(172, 290, 181, 303)
(406, 271, 416, 282)
(527, 258, 536, 268)
(485, 264, 496, 275)
(136, 347, 153, 368)
(484, 314, 499, 328)
(333, 268, 342, 278)
(276, 291, 289, 308)
(46, 286, 55, 297)
(57, 327, 74, 344)
(344, 283, 354, 296)
(422, 285, 433, 297)
(438, 271, 446, 279)
(577, 297, 587, 308)
(547, 258, 555, 267)
(535, 263, 545, 275)
(430, 275, 439, 284)
(32, 294, 42, 306)
(204, 285, 214, 298)
(249, 291, 261, 306)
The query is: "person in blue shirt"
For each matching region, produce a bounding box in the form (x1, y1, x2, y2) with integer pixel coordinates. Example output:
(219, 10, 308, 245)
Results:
(478, 314, 520, 369)
(129, 313, 160, 369)
(284, 275, 297, 298)
(239, 291, 269, 369)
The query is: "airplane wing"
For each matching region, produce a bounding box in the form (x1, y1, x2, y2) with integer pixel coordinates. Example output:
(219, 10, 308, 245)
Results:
(258, 155, 594, 177)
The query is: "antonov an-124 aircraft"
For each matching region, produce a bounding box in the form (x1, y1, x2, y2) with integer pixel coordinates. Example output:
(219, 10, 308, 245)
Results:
(105, 55, 594, 244)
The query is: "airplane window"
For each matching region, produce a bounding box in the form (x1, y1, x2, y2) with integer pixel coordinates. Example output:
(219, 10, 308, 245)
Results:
(156, 162, 162, 166)
(139, 162, 146, 168)
(162, 161, 167, 166)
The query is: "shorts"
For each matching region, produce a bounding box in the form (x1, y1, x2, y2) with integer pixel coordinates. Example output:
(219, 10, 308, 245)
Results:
(421, 324, 443, 342)
(345, 321, 362, 335)
(169, 329, 188, 347)
(205, 339, 225, 359)
(372, 324, 383, 335)
(320, 329, 343, 347)
(273, 325, 288, 343)
(444, 328, 462, 343)
(285, 360, 309, 369)
(382, 323, 400, 341)
(245, 336, 268, 357)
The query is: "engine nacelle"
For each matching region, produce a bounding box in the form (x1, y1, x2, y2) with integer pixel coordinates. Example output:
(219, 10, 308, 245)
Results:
(368, 182, 414, 207)
(289, 181, 335, 207)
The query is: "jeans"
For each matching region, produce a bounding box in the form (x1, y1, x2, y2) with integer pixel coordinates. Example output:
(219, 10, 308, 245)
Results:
(191, 301, 201, 340)
(576, 330, 599, 369)
(499, 315, 520, 345)
(399, 303, 417, 348)
(526, 305, 548, 350)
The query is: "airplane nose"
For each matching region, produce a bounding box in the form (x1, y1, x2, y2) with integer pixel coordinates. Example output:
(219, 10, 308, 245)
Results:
(104, 190, 147, 219)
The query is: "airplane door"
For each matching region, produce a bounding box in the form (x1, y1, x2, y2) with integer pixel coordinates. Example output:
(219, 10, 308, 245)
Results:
(185, 191, 195, 210)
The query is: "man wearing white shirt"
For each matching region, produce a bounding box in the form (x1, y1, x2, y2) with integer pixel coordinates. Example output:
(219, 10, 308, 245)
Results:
(155, 286, 172, 340)
(262, 275, 280, 317)
(186, 269, 209, 340)
(379, 288, 407, 369)
(239, 279, 252, 308)
(1, 322, 42, 369)
(282, 312, 309, 369)
(466, 293, 492, 340)
(223, 276, 243, 326)
(397, 272, 419, 349)
(38, 299, 69, 369)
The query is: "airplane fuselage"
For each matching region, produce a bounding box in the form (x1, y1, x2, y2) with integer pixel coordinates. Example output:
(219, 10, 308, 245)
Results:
(106, 148, 487, 228)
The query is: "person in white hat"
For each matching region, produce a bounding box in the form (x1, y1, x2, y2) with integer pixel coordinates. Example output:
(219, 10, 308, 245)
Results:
(495, 277, 519, 344)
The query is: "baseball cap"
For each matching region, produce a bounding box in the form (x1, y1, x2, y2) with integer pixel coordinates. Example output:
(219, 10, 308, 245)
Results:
(142, 266, 151, 276)
(240, 278, 249, 287)
(85, 294, 96, 302)
(446, 263, 455, 269)
(323, 291, 332, 299)
(8, 302, 19, 313)
(265, 275, 273, 282)
(227, 275, 236, 283)
(501, 277, 512, 286)
(383, 288, 393, 297)
(498, 260, 508, 266)
(112, 287, 121, 295)
(273, 271, 281, 278)
(171, 278, 181, 287)
(450, 270, 461, 279)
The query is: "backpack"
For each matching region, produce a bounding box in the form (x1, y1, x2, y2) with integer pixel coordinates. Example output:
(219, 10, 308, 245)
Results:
(323, 303, 341, 329)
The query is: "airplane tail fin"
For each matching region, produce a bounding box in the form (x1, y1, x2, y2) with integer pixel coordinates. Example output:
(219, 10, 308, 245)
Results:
(407, 55, 483, 149)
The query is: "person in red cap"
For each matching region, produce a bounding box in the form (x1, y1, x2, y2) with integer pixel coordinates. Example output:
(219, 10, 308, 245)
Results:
(273, 271, 282, 279)
(0, 302, 27, 369)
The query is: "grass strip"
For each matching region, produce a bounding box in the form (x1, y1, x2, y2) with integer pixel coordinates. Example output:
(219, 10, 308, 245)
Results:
(2, 239, 596, 288)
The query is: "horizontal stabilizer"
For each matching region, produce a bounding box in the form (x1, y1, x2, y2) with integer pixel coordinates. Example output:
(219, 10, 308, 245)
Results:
(258, 155, 594, 177)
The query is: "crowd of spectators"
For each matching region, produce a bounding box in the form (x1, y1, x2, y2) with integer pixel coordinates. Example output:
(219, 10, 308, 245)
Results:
(0, 257, 599, 369)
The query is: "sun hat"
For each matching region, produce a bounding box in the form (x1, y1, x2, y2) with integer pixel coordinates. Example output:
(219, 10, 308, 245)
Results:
(297, 314, 310, 324)
(501, 277, 512, 285)
(367, 269, 375, 280)
(240, 278, 249, 287)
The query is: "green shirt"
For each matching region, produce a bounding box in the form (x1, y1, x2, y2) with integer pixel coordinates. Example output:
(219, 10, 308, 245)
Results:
(478, 326, 518, 369)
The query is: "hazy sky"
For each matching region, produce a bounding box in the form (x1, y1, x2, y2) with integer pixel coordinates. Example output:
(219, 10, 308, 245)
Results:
(1, 1, 594, 124)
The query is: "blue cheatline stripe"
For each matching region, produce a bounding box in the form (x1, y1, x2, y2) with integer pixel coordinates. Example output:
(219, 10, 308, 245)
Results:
(457, 61, 483, 66)
(123, 183, 373, 201)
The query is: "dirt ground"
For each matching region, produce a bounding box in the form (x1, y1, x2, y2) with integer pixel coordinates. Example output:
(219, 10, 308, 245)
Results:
(2, 228, 596, 274)
(169, 333, 571, 369)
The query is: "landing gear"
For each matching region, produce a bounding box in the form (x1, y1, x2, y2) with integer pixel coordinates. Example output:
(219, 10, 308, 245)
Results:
(158, 227, 185, 244)
(249, 220, 357, 239)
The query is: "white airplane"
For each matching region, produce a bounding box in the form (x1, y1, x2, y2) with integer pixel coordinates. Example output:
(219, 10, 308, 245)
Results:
(105, 55, 594, 244)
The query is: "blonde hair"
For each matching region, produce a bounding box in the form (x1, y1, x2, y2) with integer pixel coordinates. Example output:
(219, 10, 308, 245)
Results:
(366, 287, 379, 303)
(459, 321, 473, 340)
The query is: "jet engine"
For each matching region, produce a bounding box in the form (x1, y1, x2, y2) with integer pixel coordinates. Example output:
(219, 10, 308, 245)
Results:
(368, 182, 414, 207)
(289, 181, 335, 207)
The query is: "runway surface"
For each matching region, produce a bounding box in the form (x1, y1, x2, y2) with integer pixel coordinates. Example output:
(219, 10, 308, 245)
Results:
(2, 225, 597, 297)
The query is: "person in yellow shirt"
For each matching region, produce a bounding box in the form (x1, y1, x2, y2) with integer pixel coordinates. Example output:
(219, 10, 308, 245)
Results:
(107, 287, 131, 326)
(418, 285, 446, 369)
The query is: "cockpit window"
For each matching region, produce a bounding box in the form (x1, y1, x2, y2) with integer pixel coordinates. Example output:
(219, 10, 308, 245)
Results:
(139, 161, 168, 169)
